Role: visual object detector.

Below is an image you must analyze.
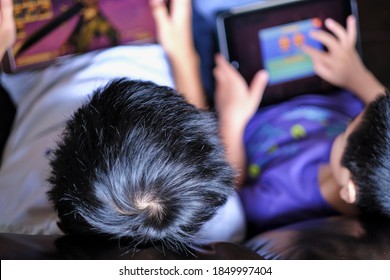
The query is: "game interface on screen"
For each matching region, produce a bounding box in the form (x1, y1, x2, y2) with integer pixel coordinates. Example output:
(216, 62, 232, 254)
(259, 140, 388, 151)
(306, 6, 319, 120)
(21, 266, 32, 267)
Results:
(258, 18, 323, 85)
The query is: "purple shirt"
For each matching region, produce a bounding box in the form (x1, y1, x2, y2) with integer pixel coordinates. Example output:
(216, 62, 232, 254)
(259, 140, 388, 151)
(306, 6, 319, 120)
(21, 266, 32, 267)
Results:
(240, 91, 364, 234)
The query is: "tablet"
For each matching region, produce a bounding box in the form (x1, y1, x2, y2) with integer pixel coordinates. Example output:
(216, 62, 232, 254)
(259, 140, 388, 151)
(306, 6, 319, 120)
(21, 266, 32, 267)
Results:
(216, 0, 360, 105)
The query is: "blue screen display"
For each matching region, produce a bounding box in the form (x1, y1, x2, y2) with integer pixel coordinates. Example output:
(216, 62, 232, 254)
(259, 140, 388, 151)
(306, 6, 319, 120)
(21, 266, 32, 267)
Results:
(259, 18, 323, 85)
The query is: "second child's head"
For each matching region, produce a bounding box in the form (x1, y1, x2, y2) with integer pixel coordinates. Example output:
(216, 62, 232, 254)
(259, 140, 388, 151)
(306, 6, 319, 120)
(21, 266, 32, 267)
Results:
(331, 92, 390, 217)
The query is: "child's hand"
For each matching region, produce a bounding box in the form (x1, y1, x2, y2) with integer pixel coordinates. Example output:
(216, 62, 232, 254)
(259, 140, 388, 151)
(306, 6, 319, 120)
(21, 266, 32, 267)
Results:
(303, 15, 385, 103)
(214, 54, 268, 128)
(302, 16, 364, 89)
(150, 0, 206, 109)
(150, 0, 195, 61)
(0, 0, 16, 59)
(214, 54, 268, 185)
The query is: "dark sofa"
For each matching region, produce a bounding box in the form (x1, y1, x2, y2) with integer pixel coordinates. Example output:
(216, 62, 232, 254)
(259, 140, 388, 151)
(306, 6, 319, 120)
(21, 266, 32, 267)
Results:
(2, 215, 390, 259)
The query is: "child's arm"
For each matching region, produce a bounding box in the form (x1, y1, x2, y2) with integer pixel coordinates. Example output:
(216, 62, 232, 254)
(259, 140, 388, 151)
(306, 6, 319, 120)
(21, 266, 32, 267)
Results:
(0, 0, 15, 60)
(150, 0, 206, 109)
(302, 15, 386, 104)
(214, 54, 268, 186)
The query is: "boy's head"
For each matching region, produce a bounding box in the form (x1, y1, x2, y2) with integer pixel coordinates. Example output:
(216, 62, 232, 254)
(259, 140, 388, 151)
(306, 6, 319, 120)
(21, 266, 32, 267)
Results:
(335, 92, 390, 217)
(47, 79, 234, 251)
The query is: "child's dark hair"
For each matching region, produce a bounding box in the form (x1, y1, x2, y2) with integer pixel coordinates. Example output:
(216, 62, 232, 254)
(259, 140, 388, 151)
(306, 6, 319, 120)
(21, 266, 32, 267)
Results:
(342, 92, 390, 217)
(47, 78, 234, 251)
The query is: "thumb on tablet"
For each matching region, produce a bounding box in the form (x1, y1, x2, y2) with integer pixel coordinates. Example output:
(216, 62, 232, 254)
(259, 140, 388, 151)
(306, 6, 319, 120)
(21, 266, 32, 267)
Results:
(249, 70, 269, 106)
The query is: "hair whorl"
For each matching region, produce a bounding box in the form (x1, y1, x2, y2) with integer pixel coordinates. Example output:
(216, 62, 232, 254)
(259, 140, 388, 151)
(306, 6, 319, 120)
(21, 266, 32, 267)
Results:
(48, 79, 234, 251)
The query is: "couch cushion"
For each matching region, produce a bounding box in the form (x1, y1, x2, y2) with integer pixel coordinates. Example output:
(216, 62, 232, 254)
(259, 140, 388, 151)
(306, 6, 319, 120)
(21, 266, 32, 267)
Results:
(245, 215, 390, 259)
(0, 233, 263, 260)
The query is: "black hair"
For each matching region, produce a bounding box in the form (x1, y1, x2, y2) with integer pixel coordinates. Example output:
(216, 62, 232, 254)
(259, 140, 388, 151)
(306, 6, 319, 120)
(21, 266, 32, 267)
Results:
(47, 78, 234, 252)
(342, 92, 390, 217)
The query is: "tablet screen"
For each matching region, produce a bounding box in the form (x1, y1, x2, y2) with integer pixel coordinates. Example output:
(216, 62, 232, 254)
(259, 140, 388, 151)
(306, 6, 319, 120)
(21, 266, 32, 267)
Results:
(259, 18, 323, 85)
(217, 0, 358, 105)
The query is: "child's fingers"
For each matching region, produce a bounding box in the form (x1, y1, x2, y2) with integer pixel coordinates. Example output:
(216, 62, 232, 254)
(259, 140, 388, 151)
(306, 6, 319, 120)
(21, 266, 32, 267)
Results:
(1, 0, 14, 24)
(150, 0, 170, 26)
(214, 53, 229, 67)
(170, 0, 191, 21)
(312, 60, 332, 81)
(302, 45, 333, 80)
(309, 29, 339, 52)
(324, 18, 348, 46)
(346, 15, 357, 46)
(302, 44, 330, 65)
(214, 53, 237, 77)
(213, 54, 226, 81)
(0, 0, 15, 50)
(249, 70, 268, 106)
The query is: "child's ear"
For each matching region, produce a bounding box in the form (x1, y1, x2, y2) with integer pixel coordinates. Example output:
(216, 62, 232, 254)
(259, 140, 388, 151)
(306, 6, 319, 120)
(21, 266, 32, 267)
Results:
(344, 179, 357, 204)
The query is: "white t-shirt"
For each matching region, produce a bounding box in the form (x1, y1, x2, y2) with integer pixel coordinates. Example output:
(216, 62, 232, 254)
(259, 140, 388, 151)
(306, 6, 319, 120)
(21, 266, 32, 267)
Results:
(0, 45, 245, 243)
